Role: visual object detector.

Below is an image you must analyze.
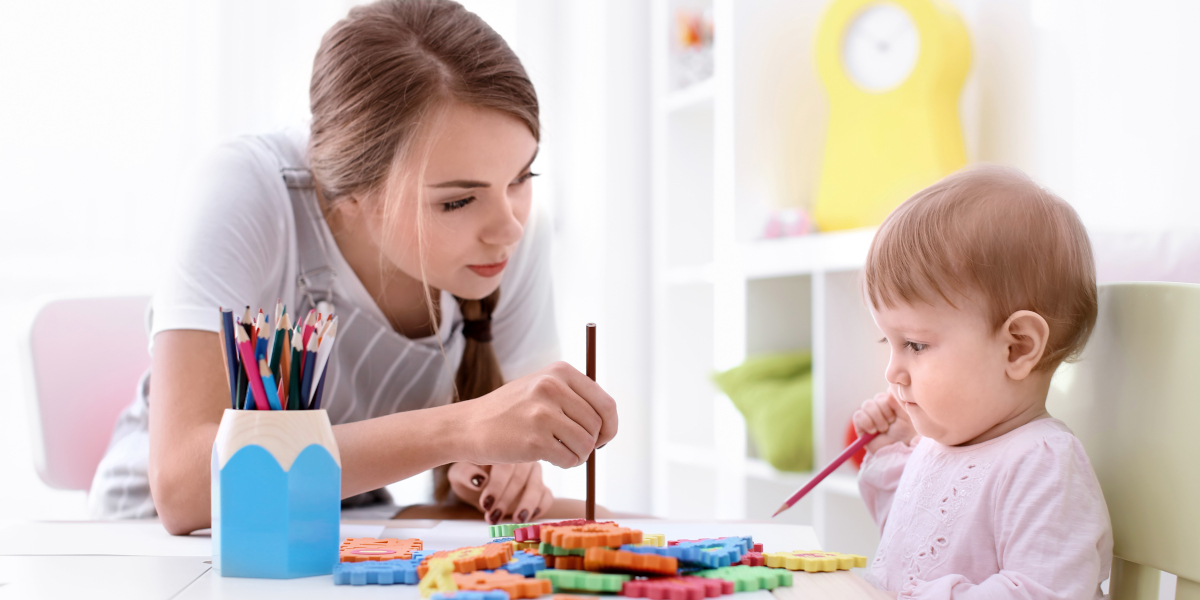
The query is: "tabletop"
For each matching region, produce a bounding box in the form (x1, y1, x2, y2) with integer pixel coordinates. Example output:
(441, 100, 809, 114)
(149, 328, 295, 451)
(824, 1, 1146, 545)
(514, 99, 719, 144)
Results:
(0, 519, 889, 600)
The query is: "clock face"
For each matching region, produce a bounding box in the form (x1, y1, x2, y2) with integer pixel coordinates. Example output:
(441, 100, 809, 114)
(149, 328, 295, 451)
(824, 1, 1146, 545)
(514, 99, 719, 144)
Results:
(841, 3, 920, 92)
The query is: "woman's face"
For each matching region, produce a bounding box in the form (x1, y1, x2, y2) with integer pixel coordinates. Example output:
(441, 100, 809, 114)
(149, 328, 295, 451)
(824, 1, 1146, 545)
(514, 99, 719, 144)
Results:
(366, 101, 538, 300)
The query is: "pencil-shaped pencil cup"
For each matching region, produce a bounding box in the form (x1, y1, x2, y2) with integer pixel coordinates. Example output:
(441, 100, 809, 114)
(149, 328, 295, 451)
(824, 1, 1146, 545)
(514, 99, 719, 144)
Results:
(211, 408, 341, 578)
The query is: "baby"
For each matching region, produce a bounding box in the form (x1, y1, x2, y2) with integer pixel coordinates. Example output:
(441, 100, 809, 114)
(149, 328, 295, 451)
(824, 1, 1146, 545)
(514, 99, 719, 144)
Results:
(852, 166, 1113, 597)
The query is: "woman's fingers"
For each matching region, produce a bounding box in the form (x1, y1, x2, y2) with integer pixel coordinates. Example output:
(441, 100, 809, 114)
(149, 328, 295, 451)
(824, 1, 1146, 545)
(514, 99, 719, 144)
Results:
(478, 463, 515, 521)
(511, 463, 545, 523)
(493, 463, 534, 523)
(533, 483, 555, 521)
(551, 363, 618, 448)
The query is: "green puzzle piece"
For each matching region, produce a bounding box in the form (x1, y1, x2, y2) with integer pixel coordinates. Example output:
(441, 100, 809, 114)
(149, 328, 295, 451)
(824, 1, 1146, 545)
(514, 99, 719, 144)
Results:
(693, 565, 793, 592)
(487, 523, 535, 538)
(535, 569, 630, 593)
(538, 542, 587, 556)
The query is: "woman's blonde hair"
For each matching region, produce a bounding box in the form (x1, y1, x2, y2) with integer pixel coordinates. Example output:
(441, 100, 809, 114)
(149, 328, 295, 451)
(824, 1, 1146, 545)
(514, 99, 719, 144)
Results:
(308, 0, 539, 500)
(864, 165, 1097, 371)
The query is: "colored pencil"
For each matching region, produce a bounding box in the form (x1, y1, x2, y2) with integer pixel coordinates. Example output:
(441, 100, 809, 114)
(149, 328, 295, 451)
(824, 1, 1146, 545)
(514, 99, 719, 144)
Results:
(585, 323, 596, 521)
(301, 310, 318, 349)
(254, 310, 270, 359)
(219, 308, 237, 410)
(277, 326, 291, 406)
(772, 431, 880, 518)
(269, 312, 289, 379)
(288, 329, 304, 410)
(299, 332, 318, 410)
(258, 357, 282, 410)
(311, 364, 328, 410)
(234, 325, 270, 410)
(308, 316, 337, 407)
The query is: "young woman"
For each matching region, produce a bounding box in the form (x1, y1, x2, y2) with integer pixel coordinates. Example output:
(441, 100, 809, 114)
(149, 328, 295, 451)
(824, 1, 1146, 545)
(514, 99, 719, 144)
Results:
(88, 0, 617, 535)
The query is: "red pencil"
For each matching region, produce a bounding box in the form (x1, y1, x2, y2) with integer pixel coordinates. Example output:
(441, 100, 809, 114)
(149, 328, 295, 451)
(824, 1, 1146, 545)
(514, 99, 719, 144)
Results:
(772, 432, 879, 518)
(234, 325, 271, 411)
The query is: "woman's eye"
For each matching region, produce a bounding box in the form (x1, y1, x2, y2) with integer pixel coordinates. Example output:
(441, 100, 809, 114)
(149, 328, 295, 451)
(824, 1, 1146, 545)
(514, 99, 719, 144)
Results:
(904, 341, 928, 353)
(513, 171, 540, 185)
(442, 197, 474, 212)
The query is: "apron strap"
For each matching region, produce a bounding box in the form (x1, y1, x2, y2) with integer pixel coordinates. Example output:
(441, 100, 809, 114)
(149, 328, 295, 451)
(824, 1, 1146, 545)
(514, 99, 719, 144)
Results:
(282, 167, 336, 316)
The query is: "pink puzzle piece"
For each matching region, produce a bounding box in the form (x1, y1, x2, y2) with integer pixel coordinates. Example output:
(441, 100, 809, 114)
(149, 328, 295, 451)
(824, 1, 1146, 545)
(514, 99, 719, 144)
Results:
(621, 576, 734, 600)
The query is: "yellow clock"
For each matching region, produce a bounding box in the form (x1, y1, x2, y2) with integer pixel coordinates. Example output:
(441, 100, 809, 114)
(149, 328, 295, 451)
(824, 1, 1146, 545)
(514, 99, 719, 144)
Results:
(812, 0, 970, 232)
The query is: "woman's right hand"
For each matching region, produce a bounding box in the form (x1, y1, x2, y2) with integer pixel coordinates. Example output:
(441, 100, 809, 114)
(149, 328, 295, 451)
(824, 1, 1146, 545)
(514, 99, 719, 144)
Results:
(454, 361, 617, 469)
(852, 391, 918, 453)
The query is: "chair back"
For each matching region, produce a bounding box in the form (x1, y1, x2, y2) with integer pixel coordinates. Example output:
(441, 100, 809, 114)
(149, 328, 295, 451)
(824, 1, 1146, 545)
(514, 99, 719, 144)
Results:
(22, 296, 151, 491)
(1048, 283, 1200, 598)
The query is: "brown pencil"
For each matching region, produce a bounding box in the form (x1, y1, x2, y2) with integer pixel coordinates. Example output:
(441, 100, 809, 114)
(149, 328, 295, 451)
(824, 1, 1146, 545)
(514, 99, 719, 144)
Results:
(585, 322, 596, 521)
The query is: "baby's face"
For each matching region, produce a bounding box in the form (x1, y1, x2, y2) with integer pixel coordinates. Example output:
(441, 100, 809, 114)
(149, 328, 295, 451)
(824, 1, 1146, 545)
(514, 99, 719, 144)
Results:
(870, 296, 1020, 446)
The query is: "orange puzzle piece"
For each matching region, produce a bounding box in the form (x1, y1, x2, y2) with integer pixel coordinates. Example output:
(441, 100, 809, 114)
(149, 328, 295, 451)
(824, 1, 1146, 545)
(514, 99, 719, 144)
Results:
(452, 571, 553, 599)
(541, 523, 644, 549)
(417, 543, 515, 577)
(547, 555, 585, 570)
(340, 537, 424, 562)
(584, 547, 679, 576)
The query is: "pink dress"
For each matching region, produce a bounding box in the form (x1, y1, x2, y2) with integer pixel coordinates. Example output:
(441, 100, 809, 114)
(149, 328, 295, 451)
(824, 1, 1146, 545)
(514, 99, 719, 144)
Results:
(858, 418, 1113, 598)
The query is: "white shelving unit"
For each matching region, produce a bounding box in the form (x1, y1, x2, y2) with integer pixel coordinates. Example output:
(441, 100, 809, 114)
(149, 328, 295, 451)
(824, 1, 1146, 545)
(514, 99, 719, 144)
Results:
(649, 0, 892, 559)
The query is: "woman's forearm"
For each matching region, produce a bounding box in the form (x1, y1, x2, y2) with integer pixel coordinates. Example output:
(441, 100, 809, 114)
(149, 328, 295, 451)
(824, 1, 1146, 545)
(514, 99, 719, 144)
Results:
(334, 403, 468, 498)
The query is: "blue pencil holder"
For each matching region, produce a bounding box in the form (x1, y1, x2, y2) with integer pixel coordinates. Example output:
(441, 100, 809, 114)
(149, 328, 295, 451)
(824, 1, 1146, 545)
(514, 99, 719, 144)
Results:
(211, 409, 341, 578)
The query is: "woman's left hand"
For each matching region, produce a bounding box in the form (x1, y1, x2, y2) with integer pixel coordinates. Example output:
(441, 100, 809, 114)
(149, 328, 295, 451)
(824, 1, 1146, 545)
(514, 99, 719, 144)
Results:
(448, 461, 554, 524)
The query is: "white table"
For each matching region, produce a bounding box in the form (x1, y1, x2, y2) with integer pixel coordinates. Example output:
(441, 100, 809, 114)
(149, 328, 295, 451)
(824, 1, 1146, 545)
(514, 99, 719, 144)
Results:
(0, 519, 888, 599)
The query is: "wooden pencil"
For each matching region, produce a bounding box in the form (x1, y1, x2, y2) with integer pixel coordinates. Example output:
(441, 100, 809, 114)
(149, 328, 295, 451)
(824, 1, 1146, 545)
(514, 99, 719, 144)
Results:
(258, 357, 282, 410)
(277, 326, 291, 406)
(269, 312, 289, 380)
(288, 329, 304, 410)
(772, 431, 879, 518)
(234, 325, 270, 410)
(308, 316, 337, 407)
(299, 332, 318, 409)
(219, 308, 237, 410)
(585, 323, 596, 521)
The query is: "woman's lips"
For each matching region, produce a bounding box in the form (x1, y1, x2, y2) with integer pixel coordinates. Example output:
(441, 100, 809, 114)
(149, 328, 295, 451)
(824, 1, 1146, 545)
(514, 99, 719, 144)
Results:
(468, 259, 508, 278)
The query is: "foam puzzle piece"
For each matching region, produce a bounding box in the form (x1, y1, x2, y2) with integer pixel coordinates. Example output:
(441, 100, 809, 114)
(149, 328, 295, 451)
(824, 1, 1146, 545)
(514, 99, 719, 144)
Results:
(620, 576, 734, 600)
(642, 534, 666, 547)
(495, 551, 548, 577)
(514, 520, 614, 542)
(431, 592, 510, 600)
(334, 558, 422, 585)
(542, 523, 644, 549)
(539, 542, 587, 556)
(492, 537, 515, 544)
(763, 550, 867, 572)
(583, 547, 679, 576)
(340, 537, 425, 562)
(452, 570, 552, 599)
(545, 555, 585, 570)
(621, 537, 751, 569)
(489, 523, 535, 538)
(419, 559, 459, 598)
(418, 543, 515, 577)
(552, 595, 600, 600)
(692, 566, 793, 592)
(514, 541, 540, 553)
(736, 552, 764, 567)
(535, 569, 631, 593)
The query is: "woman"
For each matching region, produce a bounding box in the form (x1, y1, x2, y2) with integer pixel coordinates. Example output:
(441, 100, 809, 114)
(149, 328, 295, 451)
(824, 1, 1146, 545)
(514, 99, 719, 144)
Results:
(88, 0, 617, 535)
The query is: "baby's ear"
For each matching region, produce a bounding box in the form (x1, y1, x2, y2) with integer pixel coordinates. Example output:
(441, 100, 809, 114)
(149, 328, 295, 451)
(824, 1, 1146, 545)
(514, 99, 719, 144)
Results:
(1002, 310, 1050, 380)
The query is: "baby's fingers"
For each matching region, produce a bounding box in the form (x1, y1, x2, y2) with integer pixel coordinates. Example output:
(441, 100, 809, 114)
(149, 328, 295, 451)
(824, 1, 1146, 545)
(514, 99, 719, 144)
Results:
(863, 400, 892, 434)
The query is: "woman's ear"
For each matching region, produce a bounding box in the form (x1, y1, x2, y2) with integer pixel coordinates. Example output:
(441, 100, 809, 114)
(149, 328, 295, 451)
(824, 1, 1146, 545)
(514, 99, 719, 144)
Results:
(1002, 310, 1050, 380)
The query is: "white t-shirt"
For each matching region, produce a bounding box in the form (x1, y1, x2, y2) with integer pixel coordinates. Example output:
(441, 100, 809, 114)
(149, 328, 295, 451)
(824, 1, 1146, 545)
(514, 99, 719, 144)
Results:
(88, 127, 560, 519)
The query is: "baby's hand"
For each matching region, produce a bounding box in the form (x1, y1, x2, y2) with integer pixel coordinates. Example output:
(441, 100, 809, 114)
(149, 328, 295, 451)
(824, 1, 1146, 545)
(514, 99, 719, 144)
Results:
(852, 391, 918, 453)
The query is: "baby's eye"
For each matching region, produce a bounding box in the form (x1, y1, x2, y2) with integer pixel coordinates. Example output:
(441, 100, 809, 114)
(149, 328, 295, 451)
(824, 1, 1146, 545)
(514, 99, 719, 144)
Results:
(904, 341, 928, 353)
(442, 196, 475, 212)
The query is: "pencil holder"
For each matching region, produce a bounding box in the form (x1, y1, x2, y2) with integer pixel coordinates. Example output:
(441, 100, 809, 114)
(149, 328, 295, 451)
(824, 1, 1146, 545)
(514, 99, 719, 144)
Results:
(211, 408, 341, 578)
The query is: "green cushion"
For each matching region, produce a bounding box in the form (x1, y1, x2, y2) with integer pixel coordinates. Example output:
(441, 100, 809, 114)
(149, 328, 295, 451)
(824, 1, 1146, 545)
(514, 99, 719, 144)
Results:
(713, 351, 813, 472)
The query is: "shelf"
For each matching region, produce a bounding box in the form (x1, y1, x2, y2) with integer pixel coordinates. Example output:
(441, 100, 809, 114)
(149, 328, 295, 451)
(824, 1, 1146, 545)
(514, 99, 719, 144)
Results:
(744, 458, 862, 498)
(662, 78, 715, 113)
(739, 227, 878, 280)
(662, 442, 720, 468)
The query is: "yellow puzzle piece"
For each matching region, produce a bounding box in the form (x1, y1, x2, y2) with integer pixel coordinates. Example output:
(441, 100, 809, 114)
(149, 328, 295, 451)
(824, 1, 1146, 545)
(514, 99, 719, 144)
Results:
(418, 559, 458, 598)
(763, 550, 868, 572)
(642, 534, 666, 547)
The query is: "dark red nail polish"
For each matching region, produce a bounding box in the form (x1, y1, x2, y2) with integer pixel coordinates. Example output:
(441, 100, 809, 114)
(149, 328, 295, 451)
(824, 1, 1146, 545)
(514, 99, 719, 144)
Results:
(518, 510, 529, 522)
(483, 496, 494, 510)
(490, 509, 502, 523)
(531, 508, 541, 520)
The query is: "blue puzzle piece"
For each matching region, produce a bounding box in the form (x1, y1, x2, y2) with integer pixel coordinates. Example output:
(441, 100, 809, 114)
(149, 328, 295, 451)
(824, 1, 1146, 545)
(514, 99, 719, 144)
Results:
(332, 558, 421, 585)
(411, 550, 430, 562)
(431, 592, 510, 600)
(491, 537, 515, 543)
(495, 551, 547, 577)
(620, 537, 754, 569)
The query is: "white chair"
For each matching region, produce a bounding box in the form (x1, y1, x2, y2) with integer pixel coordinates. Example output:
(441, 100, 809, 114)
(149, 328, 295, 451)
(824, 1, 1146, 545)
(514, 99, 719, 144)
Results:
(21, 296, 151, 491)
(1048, 283, 1200, 599)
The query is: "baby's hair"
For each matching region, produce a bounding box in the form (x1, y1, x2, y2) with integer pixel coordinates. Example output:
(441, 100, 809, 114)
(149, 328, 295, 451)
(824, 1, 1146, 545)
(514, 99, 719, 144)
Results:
(864, 165, 1097, 371)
